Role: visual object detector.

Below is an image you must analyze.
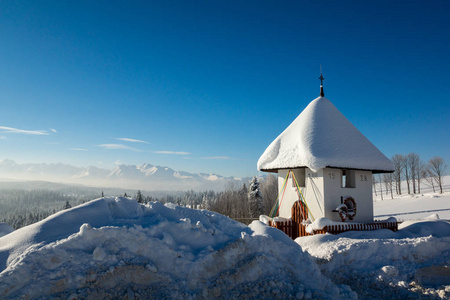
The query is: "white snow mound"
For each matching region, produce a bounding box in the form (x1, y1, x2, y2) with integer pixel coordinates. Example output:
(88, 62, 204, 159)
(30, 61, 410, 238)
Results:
(0, 197, 347, 299)
(257, 96, 394, 172)
(296, 220, 450, 299)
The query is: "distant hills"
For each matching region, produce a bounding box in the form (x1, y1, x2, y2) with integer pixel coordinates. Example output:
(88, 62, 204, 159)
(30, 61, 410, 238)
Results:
(0, 159, 249, 191)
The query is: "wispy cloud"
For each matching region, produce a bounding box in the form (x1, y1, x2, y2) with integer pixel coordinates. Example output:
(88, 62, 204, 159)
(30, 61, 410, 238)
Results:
(154, 151, 190, 155)
(0, 136, 6, 140)
(115, 138, 149, 144)
(50, 128, 57, 133)
(69, 148, 88, 151)
(98, 144, 140, 151)
(0, 126, 49, 135)
(200, 156, 231, 160)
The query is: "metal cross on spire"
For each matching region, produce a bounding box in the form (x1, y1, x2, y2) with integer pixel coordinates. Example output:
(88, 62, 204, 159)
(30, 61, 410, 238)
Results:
(319, 73, 325, 86)
(319, 66, 325, 97)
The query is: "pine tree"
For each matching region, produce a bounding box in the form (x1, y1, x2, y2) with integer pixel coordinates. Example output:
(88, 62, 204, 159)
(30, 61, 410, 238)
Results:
(136, 190, 144, 203)
(63, 200, 72, 210)
(248, 176, 263, 218)
(202, 194, 210, 210)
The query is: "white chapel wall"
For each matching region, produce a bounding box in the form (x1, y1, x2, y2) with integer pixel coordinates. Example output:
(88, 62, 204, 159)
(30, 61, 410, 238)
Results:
(303, 168, 325, 221)
(323, 168, 373, 222)
(277, 167, 374, 222)
(277, 169, 294, 218)
(277, 168, 326, 220)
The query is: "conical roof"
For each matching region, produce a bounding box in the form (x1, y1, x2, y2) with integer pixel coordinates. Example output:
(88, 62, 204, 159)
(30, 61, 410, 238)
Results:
(257, 96, 394, 173)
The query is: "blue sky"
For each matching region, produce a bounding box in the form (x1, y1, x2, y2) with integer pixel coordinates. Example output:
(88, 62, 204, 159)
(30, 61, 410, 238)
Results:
(0, 0, 449, 177)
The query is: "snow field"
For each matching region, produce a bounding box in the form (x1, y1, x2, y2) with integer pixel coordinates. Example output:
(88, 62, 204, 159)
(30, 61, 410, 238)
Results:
(0, 197, 349, 299)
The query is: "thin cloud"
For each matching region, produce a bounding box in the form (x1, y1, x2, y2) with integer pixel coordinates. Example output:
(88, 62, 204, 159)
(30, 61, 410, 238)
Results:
(69, 148, 88, 151)
(98, 144, 140, 151)
(154, 151, 190, 155)
(0, 126, 49, 135)
(115, 138, 149, 144)
(200, 156, 231, 160)
(0, 136, 6, 140)
(50, 128, 57, 133)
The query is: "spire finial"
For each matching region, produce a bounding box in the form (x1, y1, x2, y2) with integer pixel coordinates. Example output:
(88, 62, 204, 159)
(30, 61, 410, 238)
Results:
(319, 65, 325, 97)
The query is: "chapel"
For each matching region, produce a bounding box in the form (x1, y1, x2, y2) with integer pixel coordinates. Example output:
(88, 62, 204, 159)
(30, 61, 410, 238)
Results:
(258, 74, 395, 236)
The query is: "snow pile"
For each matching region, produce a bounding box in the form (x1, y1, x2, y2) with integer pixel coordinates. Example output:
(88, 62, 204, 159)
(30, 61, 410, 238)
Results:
(296, 220, 450, 299)
(257, 96, 394, 172)
(0, 197, 347, 299)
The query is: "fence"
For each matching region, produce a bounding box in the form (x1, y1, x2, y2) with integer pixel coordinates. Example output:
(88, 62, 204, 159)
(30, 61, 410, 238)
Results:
(269, 218, 398, 239)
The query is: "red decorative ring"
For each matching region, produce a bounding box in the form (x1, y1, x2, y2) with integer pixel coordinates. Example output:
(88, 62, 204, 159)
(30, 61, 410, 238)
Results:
(343, 197, 357, 221)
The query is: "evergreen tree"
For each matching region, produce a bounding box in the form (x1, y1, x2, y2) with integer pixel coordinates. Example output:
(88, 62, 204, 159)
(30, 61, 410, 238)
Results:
(202, 194, 210, 210)
(136, 190, 144, 203)
(248, 176, 263, 218)
(63, 200, 72, 210)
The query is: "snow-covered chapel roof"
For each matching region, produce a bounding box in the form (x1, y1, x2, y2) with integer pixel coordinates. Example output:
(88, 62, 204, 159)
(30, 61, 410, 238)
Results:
(257, 83, 394, 173)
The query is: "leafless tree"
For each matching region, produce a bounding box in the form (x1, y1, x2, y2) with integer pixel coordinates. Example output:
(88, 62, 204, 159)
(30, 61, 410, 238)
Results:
(416, 159, 424, 194)
(260, 174, 278, 215)
(402, 155, 411, 194)
(407, 153, 420, 194)
(428, 156, 447, 194)
(410, 159, 416, 194)
(391, 154, 404, 195)
(383, 173, 394, 199)
(423, 167, 436, 193)
(378, 174, 384, 200)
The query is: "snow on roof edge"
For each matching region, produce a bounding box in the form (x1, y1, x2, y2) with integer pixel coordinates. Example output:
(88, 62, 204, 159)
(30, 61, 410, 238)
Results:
(258, 165, 394, 174)
(257, 96, 394, 173)
(326, 165, 394, 174)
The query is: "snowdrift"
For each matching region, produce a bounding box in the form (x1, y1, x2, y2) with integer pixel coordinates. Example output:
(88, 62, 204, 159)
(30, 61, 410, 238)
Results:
(297, 221, 450, 299)
(1, 197, 449, 299)
(0, 197, 344, 299)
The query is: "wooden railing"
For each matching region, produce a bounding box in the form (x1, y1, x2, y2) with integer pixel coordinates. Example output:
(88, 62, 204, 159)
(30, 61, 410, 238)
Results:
(269, 219, 297, 239)
(322, 220, 398, 235)
(269, 218, 398, 239)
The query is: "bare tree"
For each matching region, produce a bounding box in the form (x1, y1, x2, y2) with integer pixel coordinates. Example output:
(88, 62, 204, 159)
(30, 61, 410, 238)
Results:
(423, 167, 436, 193)
(378, 174, 383, 200)
(392, 154, 404, 195)
(428, 156, 447, 194)
(260, 174, 278, 215)
(402, 155, 411, 194)
(416, 159, 424, 194)
(407, 153, 420, 194)
(383, 173, 394, 199)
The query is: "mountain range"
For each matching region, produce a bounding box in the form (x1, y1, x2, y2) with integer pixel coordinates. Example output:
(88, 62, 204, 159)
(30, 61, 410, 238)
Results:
(0, 159, 248, 191)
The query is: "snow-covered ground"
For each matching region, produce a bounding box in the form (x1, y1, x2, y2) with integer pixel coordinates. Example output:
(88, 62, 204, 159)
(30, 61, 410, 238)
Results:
(0, 180, 449, 299)
(373, 179, 450, 221)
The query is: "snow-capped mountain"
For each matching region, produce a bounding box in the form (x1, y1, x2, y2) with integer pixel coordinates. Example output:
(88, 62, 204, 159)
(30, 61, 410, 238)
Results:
(0, 159, 247, 191)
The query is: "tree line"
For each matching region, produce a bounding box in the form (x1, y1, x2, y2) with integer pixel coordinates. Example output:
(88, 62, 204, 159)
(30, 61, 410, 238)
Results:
(0, 176, 277, 230)
(374, 154, 447, 199)
(0, 189, 98, 229)
(133, 175, 277, 224)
